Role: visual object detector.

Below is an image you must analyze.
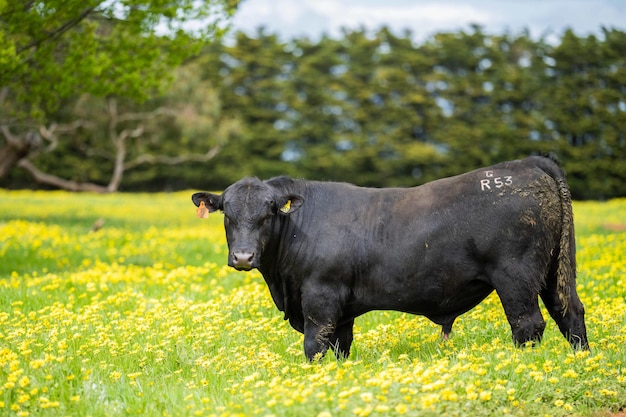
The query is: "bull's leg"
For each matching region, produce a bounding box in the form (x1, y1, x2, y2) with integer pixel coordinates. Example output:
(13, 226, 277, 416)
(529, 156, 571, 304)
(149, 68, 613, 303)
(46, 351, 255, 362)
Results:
(495, 283, 546, 347)
(303, 316, 337, 361)
(301, 289, 344, 361)
(329, 318, 354, 359)
(540, 281, 589, 350)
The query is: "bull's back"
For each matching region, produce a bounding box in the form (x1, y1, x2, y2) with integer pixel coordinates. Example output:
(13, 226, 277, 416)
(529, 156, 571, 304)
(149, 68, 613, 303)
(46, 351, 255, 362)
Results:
(304, 158, 561, 252)
(290, 157, 563, 312)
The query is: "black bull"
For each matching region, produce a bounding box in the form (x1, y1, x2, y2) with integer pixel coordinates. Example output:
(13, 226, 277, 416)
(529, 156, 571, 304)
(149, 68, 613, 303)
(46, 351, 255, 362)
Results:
(192, 156, 589, 360)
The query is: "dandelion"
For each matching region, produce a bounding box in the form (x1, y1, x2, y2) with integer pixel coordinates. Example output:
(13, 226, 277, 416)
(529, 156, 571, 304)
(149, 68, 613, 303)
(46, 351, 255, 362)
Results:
(38, 397, 60, 409)
(441, 388, 459, 402)
(562, 369, 579, 378)
(29, 359, 45, 370)
(543, 361, 554, 373)
(352, 406, 372, 417)
(474, 367, 487, 376)
(109, 371, 122, 381)
(421, 393, 440, 409)
(599, 389, 617, 397)
(479, 391, 492, 401)
(18, 376, 30, 388)
(360, 392, 373, 402)
(507, 388, 517, 402)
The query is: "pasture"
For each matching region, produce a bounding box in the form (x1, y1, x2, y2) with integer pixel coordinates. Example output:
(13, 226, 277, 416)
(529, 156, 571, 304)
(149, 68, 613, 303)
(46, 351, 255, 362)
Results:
(0, 190, 624, 416)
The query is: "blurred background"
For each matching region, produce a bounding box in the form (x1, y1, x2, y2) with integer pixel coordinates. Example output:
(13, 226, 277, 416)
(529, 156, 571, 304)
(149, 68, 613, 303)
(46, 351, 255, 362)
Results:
(1, 0, 625, 199)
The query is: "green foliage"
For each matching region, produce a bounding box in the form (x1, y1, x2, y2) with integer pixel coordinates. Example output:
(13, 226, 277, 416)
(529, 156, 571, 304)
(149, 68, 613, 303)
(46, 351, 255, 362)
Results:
(194, 27, 625, 197)
(0, 0, 237, 118)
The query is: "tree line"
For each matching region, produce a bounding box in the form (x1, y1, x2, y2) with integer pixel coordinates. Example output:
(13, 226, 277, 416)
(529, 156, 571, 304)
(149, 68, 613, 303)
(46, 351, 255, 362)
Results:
(2, 8, 625, 199)
(198, 26, 626, 199)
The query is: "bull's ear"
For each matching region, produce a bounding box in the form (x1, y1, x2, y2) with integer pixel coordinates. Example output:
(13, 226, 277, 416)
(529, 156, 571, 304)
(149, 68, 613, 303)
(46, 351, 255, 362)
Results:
(191, 192, 223, 212)
(276, 194, 304, 215)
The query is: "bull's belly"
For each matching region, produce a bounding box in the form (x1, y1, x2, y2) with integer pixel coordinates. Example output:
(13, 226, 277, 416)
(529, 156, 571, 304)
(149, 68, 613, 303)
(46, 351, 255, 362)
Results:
(346, 279, 494, 324)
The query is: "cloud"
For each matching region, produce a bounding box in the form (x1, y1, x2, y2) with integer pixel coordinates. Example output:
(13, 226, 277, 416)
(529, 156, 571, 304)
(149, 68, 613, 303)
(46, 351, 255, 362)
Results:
(233, 0, 493, 39)
(231, 0, 626, 41)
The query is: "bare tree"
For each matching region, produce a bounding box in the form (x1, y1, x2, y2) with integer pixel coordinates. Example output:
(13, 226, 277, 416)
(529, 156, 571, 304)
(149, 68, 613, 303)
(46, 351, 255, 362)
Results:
(11, 96, 225, 192)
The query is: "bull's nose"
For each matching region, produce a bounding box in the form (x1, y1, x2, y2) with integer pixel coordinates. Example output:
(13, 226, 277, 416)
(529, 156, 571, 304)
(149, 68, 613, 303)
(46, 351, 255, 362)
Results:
(231, 251, 255, 270)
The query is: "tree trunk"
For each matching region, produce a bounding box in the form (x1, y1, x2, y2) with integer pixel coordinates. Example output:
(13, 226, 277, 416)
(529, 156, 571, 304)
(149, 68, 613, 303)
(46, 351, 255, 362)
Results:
(0, 126, 39, 180)
(0, 143, 29, 179)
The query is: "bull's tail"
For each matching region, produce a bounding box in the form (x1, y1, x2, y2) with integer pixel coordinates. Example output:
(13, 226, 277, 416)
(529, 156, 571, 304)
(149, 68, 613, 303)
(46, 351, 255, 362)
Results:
(536, 155, 575, 314)
(555, 175, 574, 314)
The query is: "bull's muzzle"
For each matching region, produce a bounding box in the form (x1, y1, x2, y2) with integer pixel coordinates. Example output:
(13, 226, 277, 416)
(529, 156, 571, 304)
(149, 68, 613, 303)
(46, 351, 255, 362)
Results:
(231, 250, 255, 271)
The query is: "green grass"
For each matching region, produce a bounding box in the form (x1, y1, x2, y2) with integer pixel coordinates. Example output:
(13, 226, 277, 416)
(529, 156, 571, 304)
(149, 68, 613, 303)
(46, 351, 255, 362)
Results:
(0, 190, 624, 416)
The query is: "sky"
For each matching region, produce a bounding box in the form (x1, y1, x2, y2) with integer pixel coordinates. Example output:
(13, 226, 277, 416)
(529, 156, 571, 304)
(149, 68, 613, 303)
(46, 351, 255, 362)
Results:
(230, 0, 626, 42)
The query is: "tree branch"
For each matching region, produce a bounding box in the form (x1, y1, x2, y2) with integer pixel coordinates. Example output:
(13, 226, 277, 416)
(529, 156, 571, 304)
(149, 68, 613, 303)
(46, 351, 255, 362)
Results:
(118, 108, 178, 123)
(123, 145, 222, 170)
(107, 125, 144, 192)
(39, 120, 92, 153)
(16, 7, 97, 54)
(18, 159, 108, 193)
(0, 125, 41, 149)
(1, 125, 22, 147)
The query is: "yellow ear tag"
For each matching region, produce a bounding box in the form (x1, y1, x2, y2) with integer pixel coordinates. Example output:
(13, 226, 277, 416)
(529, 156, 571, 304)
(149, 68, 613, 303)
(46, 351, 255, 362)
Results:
(279, 200, 291, 214)
(196, 201, 210, 219)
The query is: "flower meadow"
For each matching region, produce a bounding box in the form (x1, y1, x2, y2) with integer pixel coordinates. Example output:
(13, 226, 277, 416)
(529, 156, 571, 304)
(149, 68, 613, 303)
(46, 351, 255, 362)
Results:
(0, 190, 625, 417)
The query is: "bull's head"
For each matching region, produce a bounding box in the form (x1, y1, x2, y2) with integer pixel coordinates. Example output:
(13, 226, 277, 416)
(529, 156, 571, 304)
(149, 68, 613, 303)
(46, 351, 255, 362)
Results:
(192, 178, 303, 271)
